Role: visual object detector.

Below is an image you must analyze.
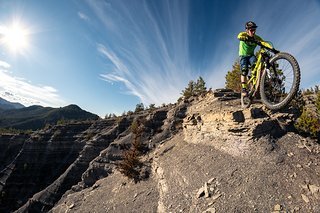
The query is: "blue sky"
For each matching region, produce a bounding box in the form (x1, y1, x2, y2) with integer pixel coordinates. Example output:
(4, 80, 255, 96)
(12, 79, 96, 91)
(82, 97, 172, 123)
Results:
(0, 0, 319, 117)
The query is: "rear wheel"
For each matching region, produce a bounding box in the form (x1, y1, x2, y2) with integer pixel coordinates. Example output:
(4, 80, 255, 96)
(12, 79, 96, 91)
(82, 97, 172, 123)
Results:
(260, 52, 300, 110)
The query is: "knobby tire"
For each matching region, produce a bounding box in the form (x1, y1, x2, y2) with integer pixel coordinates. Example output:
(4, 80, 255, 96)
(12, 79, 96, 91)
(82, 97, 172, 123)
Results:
(260, 52, 300, 110)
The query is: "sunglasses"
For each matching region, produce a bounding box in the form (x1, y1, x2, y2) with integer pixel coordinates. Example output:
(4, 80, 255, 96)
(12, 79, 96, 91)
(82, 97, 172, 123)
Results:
(248, 28, 256, 32)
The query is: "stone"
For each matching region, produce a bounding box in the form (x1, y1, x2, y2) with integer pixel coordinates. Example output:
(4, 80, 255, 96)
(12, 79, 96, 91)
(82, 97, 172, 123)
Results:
(204, 182, 210, 198)
(301, 184, 308, 190)
(211, 193, 221, 201)
(309, 185, 320, 194)
(250, 107, 267, 119)
(69, 203, 75, 209)
(214, 88, 234, 93)
(232, 111, 245, 123)
(92, 183, 100, 189)
(202, 207, 216, 213)
(207, 177, 216, 184)
(197, 187, 205, 198)
(274, 204, 281, 211)
(287, 152, 294, 157)
(301, 194, 309, 203)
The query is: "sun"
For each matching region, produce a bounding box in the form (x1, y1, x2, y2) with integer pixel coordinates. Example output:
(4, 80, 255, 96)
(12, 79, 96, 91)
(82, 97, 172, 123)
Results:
(1, 23, 30, 53)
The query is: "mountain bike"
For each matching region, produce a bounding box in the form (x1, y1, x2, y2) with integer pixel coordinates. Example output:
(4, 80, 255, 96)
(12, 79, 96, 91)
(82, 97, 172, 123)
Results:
(241, 39, 300, 110)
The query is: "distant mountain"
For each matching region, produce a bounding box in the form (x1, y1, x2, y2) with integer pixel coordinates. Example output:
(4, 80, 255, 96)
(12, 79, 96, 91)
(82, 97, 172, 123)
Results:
(0, 104, 99, 130)
(0, 97, 25, 110)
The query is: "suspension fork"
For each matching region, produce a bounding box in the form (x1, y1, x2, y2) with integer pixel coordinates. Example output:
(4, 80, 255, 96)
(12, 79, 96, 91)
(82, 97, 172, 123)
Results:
(252, 55, 265, 97)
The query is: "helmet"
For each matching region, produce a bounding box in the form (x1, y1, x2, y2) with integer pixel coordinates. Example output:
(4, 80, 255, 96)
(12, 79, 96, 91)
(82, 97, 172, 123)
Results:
(245, 21, 258, 30)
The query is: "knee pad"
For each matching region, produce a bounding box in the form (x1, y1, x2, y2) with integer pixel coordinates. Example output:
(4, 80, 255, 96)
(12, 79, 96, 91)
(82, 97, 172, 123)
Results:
(241, 68, 248, 76)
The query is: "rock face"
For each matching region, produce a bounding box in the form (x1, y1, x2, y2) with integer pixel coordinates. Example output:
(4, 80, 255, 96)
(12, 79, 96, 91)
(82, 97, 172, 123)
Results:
(0, 103, 188, 212)
(1, 91, 320, 213)
(0, 123, 91, 212)
(183, 92, 297, 157)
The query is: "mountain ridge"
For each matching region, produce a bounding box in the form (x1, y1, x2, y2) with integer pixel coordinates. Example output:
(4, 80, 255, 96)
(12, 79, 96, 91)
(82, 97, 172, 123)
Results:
(0, 97, 25, 110)
(0, 102, 99, 130)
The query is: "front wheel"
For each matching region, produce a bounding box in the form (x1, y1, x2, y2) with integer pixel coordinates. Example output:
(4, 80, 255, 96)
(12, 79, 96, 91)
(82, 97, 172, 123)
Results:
(260, 52, 300, 110)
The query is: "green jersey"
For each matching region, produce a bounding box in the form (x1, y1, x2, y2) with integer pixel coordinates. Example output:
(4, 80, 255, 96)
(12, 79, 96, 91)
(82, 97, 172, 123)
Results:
(237, 32, 263, 56)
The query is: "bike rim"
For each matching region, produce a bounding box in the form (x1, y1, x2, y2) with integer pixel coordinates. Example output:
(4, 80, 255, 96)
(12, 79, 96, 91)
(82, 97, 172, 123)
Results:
(262, 58, 296, 105)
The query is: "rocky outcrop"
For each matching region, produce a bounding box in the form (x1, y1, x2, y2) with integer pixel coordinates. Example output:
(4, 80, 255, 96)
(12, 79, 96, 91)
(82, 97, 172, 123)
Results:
(183, 91, 298, 158)
(52, 91, 320, 213)
(1, 90, 319, 213)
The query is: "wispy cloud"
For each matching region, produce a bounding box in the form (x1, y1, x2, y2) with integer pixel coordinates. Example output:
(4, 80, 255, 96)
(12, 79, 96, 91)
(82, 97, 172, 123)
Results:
(0, 66, 66, 107)
(0, 60, 11, 69)
(86, 0, 320, 106)
(88, 0, 196, 106)
(78, 11, 90, 21)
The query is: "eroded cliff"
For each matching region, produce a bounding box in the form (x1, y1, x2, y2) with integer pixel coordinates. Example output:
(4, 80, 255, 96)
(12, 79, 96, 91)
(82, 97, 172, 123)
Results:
(1, 91, 319, 213)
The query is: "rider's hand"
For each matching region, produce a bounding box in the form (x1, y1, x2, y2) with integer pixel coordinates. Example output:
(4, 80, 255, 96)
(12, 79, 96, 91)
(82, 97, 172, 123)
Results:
(273, 49, 280, 54)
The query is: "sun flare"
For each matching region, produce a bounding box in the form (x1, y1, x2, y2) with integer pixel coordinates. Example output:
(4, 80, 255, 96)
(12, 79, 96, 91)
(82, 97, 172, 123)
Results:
(1, 23, 29, 53)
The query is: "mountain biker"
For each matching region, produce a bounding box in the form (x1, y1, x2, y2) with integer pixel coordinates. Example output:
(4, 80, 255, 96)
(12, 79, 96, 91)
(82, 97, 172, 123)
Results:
(237, 21, 264, 97)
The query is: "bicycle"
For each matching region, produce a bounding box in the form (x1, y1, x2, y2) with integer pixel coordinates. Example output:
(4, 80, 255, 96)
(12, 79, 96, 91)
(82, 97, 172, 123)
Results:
(241, 39, 301, 110)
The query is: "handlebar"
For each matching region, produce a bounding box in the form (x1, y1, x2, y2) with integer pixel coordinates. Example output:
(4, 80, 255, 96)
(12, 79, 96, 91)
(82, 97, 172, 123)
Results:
(242, 37, 280, 54)
(255, 40, 279, 54)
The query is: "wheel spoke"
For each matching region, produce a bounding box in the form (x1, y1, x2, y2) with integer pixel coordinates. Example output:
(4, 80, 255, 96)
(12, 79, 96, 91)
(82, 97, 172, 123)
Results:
(262, 56, 297, 106)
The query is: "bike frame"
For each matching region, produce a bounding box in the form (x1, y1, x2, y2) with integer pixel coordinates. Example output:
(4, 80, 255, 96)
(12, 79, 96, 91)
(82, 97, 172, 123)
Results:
(241, 38, 299, 110)
(246, 41, 277, 98)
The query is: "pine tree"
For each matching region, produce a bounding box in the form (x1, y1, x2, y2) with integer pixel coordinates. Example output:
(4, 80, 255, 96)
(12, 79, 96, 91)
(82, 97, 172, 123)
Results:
(195, 76, 207, 96)
(148, 104, 156, 110)
(135, 103, 144, 113)
(225, 61, 241, 92)
(181, 80, 195, 99)
(180, 76, 208, 100)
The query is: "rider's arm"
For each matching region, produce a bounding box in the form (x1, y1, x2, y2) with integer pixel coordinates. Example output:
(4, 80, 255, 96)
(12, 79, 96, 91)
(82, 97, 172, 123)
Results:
(254, 35, 264, 42)
(254, 35, 280, 53)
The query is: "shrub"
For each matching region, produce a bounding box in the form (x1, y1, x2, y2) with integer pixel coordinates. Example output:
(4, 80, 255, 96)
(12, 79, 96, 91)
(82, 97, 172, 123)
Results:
(295, 108, 320, 139)
(117, 118, 146, 182)
(117, 149, 142, 183)
(0, 128, 32, 134)
(56, 119, 66, 125)
(130, 119, 145, 153)
(303, 88, 314, 95)
(135, 103, 144, 113)
(289, 90, 304, 112)
(316, 91, 320, 113)
(148, 104, 156, 111)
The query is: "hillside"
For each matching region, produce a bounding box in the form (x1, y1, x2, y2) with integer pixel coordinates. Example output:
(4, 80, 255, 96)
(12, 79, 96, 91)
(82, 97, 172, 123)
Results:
(0, 97, 25, 110)
(0, 104, 99, 130)
(0, 91, 319, 212)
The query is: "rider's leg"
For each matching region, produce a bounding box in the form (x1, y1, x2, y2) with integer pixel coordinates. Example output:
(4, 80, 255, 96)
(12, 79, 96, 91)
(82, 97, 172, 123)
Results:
(248, 55, 257, 78)
(240, 56, 249, 96)
(241, 68, 249, 96)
